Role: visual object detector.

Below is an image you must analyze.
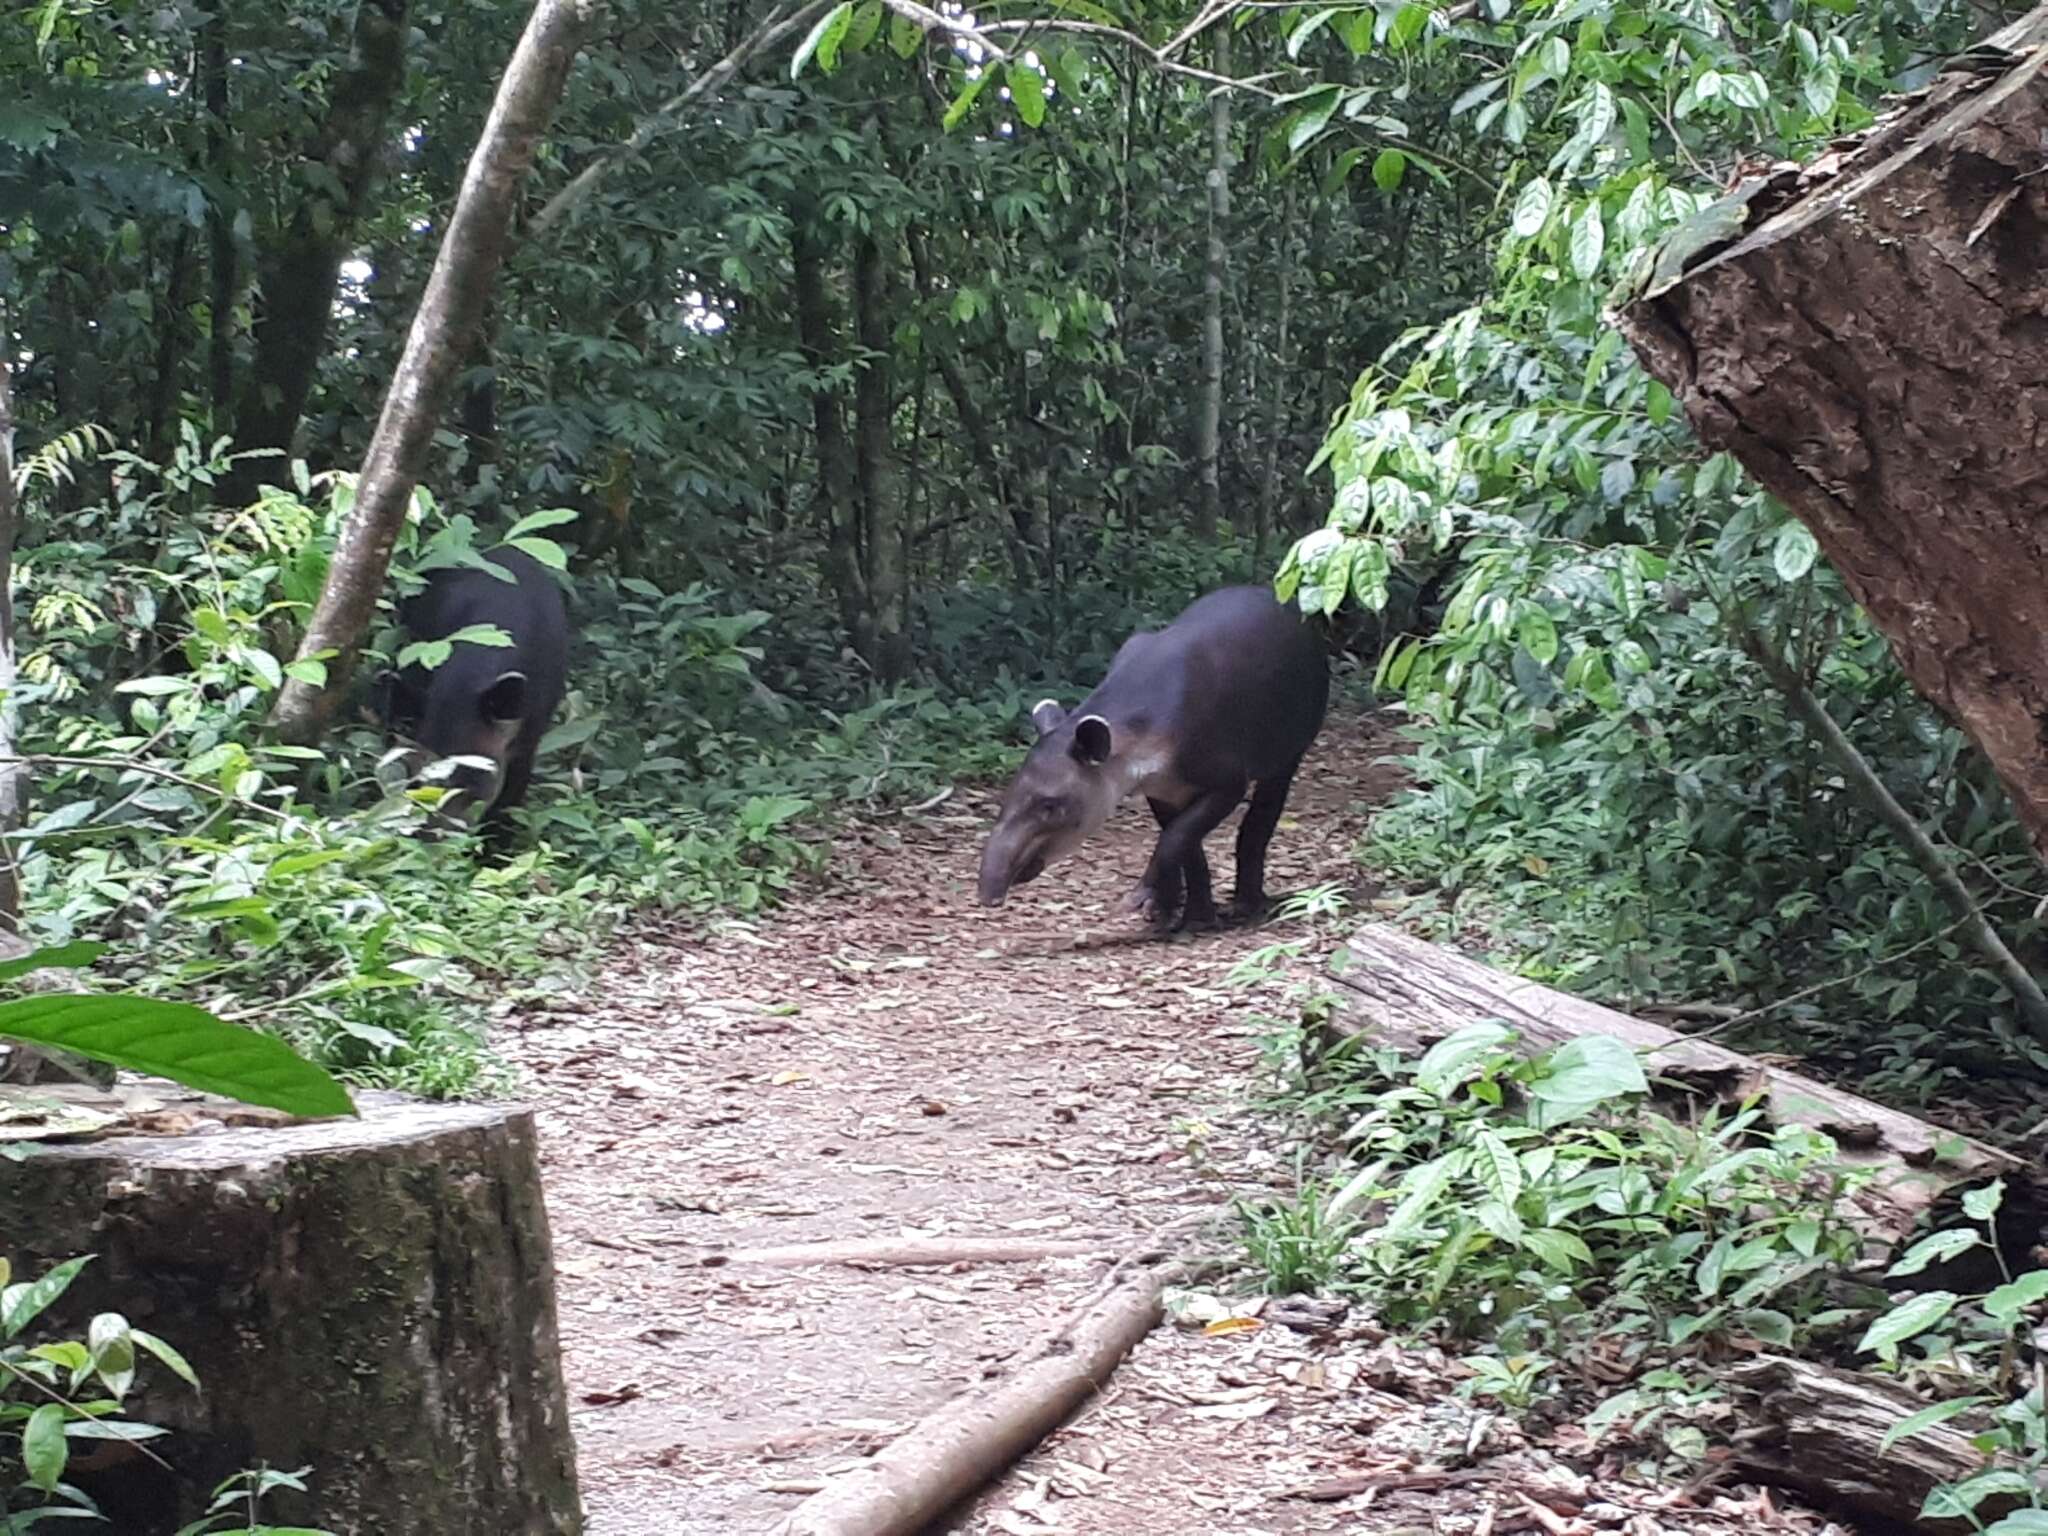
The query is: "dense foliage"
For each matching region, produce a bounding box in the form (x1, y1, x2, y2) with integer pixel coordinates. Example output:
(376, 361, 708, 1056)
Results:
(3, 0, 2045, 1111)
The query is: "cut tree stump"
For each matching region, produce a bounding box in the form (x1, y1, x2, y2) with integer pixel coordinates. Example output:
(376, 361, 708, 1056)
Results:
(1327, 925, 2024, 1253)
(1616, 5, 2048, 865)
(1728, 1355, 2036, 1530)
(0, 1089, 583, 1534)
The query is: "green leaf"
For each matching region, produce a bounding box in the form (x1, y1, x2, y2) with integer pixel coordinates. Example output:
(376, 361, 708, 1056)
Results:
(1527, 1035, 1646, 1105)
(1286, 88, 1341, 154)
(1963, 1179, 2005, 1222)
(1858, 1291, 1959, 1356)
(1008, 62, 1047, 128)
(943, 70, 991, 132)
(790, 1, 854, 76)
(843, 0, 883, 53)
(1286, 8, 1339, 59)
(131, 1329, 201, 1390)
(1382, 1152, 1461, 1239)
(1389, 2, 1430, 49)
(1512, 177, 1553, 238)
(1472, 1128, 1523, 1206)
(1984, 1270, 2048, 1323)
(0, 942, 105, 985)
(503, 536, 568, 571)
(1371, 149, 1407, 193)
(1926, 1471, 2036, 1521)
(1771, 520, 1819, 581)
(1568, 202, 1606, 280)
(22, 1402, 66, 1491)
(1646, 380, 1674, 425)
(1881, 1395, 1991, 1453)
(502, 507, 579, 541)
(2, 1256, 91, 1342)
(1049, 47, 1085, 102)
(1349, 541, 1391, 611)
(888, 10, 922, 56)
(1415, 1019, 1512, 1097)
(1517, 603, 1558, 664)
(1985, 1512, 2048, 1536)
(1887, 1228, 1978, 1279)
(0, 995, 354, 1118)
(1521, 1228, 1593, 1272)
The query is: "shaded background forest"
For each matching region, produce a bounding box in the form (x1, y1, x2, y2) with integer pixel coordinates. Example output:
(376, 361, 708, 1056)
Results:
(7, 0, 2047, 1126)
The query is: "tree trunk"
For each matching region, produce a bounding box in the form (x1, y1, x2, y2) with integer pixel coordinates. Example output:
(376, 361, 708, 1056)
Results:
(270, 0, 597, 746)
(202, 20, 238, 423)
(224, 0, 412, 505)
(0, 1093, 583, 1533)
(1196, 30, 1231, 540)
(1617, 6, 2048, 867)
(1325, 923, 2025, 1253)
(0, 304, 25, 930)
(793, 221, 874, 666)
(1257, 178, 1298, 558)
(854, 232, 909, 683)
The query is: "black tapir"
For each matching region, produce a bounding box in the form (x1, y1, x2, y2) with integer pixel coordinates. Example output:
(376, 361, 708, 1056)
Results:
(977, 584, 1329, 928)
(382, 546, 569, 831)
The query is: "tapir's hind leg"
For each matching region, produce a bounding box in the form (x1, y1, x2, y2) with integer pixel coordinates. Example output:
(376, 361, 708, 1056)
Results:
(1232, 759, 1301, 919)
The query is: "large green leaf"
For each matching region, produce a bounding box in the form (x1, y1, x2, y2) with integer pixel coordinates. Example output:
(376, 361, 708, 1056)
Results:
(0, 943, 105, 984)
(0, 996, 354, 1118)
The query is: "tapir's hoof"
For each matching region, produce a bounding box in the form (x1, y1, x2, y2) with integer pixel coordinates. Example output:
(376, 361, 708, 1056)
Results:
(1122, 883, 1160, 921)
(1181, 902, 1222, 932)
(1227, 894, 1273, 925)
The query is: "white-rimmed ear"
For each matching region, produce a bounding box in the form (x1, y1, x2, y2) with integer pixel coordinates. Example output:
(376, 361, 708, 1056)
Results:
(1030, 698, 1066, 738)
(1070, 714, 1113, 765)
(480, 671, 529, 723)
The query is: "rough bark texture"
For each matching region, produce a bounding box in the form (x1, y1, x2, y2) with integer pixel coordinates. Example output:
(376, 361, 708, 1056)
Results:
(0, 1093, 583, 1534)
(792, 220, 874, 664)
(1618, 6, 2048, 866)
(225, 0, 412, 505)
(854, 231, 909, 684)
(1328, 925, 2022, 1253)
(271, 0, 597, 745)
(1728, 1356, 2033, 1531)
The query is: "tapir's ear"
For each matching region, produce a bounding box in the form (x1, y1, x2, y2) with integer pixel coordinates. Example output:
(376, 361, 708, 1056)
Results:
(480, 670, 529, 723)
(1070, 714, 1113, 766)
(1030, 698, 1066, 738)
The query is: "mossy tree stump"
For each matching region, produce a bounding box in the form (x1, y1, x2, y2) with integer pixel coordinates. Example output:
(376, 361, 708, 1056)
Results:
(0, 1091, 583, 1534)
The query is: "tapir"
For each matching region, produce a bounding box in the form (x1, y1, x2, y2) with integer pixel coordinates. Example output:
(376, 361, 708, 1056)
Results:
(382, 546, 569, 832)
(978, 584, 1329, 929)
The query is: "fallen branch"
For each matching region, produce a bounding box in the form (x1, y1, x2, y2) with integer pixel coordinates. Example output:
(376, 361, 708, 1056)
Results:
(773, 1260, 1178, 1536)
(698, 1235, 1118, 1269)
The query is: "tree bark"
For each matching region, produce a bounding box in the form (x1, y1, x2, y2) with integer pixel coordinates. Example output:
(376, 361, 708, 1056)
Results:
(854, 231, 909, 683)
(1617, 6, 2048, 867)
(1325, 924, 2024, 1253)
(224, 0, 412, 505)
(0, 1093, 584, 1533)
(1257, 177, 1298, 557)
(792, 221, 875, 666)
(0, 304, 25, 929)
(270, 0, 597, 746)
(1727, 1356, 2030, 1532)
(202, 20, 237, 423)
(1196, 30, 1231, 540)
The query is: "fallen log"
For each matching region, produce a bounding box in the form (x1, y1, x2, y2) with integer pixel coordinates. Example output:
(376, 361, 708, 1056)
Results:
(1326, 924, 2023, 1252)
(0, 1090, 583, 1533)
(1728, 1355, 2033, 1531)
(773, 1260, 1176, 1536)
(1616, 6, 2048, 868)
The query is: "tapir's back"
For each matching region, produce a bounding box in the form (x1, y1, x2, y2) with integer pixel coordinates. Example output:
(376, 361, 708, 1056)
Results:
(1098, 584, 1328, 787)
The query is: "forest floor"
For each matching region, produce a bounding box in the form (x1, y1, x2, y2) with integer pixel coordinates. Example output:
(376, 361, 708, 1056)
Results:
(504, 712, 1837, 1536)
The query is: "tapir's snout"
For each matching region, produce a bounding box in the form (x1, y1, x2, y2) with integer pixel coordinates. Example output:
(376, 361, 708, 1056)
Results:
(977, 833, 1047, 907)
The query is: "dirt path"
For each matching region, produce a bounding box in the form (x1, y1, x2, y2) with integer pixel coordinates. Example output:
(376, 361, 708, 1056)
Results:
(504, 715, 1821, 1536)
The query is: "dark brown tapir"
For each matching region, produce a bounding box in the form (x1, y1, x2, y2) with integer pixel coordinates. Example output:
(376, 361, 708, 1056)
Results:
(978, 584, 1329, 929)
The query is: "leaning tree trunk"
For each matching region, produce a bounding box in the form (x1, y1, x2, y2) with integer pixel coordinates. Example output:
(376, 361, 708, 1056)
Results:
(1618, 5, 2048, 867)
(0, 1093, 584, 1533)
(270, 0, 597, 746)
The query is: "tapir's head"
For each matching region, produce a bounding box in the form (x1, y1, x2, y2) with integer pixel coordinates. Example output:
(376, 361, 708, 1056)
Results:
(384, 654, 530, 825)
(977, 699, 1123, 906)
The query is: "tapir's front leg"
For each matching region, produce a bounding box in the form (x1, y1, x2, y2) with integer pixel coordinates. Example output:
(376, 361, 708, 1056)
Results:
(1126, 783, 1243, 928)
